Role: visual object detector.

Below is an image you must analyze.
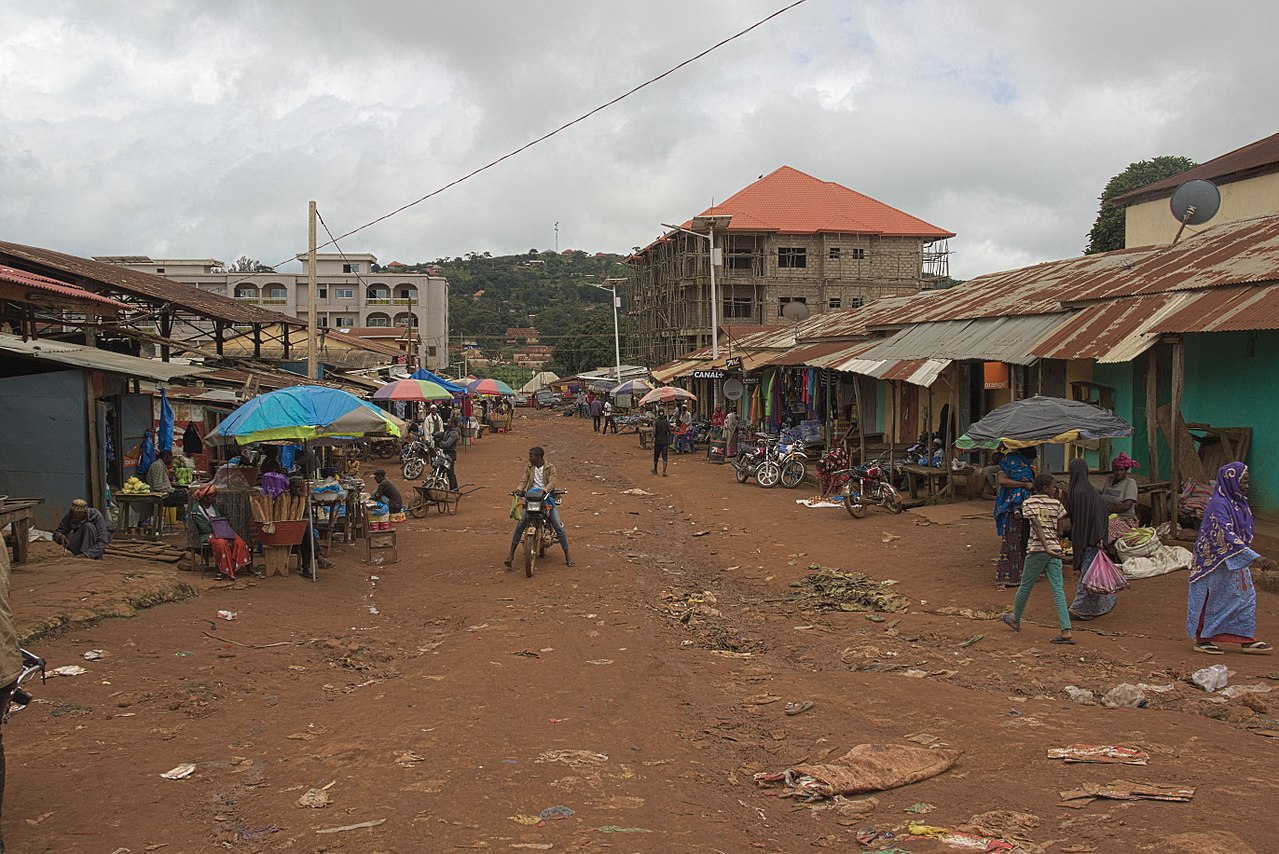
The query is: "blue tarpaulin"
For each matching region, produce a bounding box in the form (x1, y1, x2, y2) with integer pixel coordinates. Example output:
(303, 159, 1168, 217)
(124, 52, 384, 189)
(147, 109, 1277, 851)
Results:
(409, 368, 468, 395)
(158, 388, 174, 452)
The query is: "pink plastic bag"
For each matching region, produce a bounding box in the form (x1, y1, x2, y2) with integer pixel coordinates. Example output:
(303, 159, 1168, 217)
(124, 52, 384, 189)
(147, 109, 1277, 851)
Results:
(1082, 549, 1128, 595)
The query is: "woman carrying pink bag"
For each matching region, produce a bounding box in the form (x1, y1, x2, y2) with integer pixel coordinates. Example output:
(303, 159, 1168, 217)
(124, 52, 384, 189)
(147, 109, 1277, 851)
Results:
(1065, 458, 1121, 620)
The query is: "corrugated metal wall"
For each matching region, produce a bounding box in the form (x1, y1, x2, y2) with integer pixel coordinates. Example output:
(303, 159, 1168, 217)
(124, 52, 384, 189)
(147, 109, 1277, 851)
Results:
(0, 369, 87, 529)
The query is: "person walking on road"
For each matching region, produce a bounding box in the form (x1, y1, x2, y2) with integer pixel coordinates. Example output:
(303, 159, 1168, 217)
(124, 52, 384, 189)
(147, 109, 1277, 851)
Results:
(0, 539, 22, 853)
(589, 395, 603, 432)
(652, 410, 672, 476)
(1002, 473, 1074, 644)
(1186, 462, 1275, 654)
(576, 390, 587, 418)
(602, 397, 617, 434)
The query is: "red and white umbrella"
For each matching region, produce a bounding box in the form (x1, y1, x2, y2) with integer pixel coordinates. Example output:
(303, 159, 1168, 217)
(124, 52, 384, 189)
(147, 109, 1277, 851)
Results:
(637, 386, 697, 406)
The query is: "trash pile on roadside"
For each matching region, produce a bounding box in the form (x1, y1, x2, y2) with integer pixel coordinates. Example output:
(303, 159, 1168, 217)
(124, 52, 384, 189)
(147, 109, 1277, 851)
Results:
(793, 567, 911, 614)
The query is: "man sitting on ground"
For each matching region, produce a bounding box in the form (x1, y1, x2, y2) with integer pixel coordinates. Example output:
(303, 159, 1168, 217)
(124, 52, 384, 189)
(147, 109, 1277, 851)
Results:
(53, 499, 111, 559)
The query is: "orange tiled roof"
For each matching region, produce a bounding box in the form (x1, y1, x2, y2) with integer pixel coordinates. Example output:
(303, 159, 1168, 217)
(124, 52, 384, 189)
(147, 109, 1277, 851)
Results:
(694, 166, 953, 239)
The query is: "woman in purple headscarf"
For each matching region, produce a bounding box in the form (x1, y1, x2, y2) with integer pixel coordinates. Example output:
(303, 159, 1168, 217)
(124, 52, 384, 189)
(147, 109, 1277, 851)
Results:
(1186, 462, 1276, 654)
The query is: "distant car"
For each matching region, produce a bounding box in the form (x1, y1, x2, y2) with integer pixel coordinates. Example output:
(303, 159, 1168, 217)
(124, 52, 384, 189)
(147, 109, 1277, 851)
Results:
(533, 390, 560, 408)
(512, 393, 530, 407)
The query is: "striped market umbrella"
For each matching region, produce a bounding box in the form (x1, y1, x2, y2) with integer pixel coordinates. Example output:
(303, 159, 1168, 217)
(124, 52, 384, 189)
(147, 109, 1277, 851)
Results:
(638, 386, 697, 406)
(372, 379, 454, 402)
(466, 377, 515, 396)
(610, 378, 653, 396)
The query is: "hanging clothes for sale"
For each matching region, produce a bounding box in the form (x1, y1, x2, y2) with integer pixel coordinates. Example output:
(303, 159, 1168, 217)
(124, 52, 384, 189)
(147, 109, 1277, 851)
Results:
(182, 421, 204, 456)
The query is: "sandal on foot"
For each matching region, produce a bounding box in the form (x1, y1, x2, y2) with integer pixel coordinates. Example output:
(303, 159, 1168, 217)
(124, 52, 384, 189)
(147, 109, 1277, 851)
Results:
(1050, 636, 1076, 645)
(1239, 641, 1273, 654)
(1193, 642, 1224, 655)
(1001, 614, 1021, 633)
(784, 700, 815, 716)
(565, 558, 575, 567)
(502, 558, 512, 569)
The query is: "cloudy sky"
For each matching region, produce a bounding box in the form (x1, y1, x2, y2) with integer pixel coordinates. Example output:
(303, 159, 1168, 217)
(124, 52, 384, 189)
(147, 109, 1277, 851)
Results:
(2, 1, 1275, 280)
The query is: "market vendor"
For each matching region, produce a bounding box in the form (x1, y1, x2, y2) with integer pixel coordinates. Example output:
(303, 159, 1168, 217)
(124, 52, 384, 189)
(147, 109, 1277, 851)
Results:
(370, 469, 405, 520)
(53, 499, 111, 560)
(289, 477, 332, 573)
(312, 466, 348, 520)
(146, 450, 189, 508)
(190, 485, 250, 581)
(1103, 452, 1141, 543)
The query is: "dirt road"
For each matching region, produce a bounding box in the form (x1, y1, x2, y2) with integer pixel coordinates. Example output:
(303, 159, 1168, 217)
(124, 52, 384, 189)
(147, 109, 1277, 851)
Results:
(6, 409, 1276, 853)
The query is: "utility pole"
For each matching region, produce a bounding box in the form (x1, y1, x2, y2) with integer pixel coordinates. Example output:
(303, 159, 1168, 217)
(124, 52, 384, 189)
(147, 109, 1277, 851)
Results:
(554, 221, 559, 253)
(307, 200, 318, 380)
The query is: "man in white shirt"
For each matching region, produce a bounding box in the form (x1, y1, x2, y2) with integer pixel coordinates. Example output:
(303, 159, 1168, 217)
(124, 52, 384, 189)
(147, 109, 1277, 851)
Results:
(424, 404, 445, 440)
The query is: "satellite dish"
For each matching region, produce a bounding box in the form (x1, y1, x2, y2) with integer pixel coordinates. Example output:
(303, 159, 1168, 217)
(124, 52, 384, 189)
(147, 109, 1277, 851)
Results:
(781, 301, 811, 322)
(1170, 179, 1220, 237)
(723, 378, 745, 401)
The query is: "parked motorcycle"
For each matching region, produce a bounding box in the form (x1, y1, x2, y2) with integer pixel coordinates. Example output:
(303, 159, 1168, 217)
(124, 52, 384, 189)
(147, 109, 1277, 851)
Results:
(732, 436, 781, 488)
(400, 437, 434, 480)
(509, 488, 567, 577)
(776, 438, 809, 489)
(842, 462, 904, 517)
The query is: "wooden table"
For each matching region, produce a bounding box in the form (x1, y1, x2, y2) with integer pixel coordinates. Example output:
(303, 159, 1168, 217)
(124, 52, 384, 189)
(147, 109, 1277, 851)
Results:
(900, 464, 949, 498)
(0, 499, 41, 565)
(114, 493, 167, 541)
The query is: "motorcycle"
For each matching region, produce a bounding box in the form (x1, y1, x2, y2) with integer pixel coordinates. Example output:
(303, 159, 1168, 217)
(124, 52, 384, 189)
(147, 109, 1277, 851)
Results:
(842, 462, 904, 517)
(732, 435, 781, 488)
(776, 438, 809, 489)
(509, 488, 567, 577)
(5, 648, 46, 722)
(400, 436, 434, 480)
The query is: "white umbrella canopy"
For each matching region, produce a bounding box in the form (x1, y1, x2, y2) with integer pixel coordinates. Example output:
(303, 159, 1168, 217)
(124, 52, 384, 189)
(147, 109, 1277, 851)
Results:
(638, 386, 697, 406)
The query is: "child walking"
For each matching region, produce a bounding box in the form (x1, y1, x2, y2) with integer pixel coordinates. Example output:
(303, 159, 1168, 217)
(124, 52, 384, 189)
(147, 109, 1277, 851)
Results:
(1002, 473, 1075, 644)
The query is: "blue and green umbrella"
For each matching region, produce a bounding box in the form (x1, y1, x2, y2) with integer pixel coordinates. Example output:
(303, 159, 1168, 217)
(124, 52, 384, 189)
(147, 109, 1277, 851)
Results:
(206, 386, 402, 446)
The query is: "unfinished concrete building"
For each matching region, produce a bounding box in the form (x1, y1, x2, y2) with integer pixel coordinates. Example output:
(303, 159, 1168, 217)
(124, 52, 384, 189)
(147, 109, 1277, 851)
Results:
(625, 166, 954, 365)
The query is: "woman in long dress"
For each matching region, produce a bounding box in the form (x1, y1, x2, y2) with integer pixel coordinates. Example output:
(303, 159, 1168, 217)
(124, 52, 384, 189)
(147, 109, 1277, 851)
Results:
(1186, 462, 1275, 654)
(994, 446, 1036, 589)
(191, 484, 252, 581)
(1065, 458, 1116, 619)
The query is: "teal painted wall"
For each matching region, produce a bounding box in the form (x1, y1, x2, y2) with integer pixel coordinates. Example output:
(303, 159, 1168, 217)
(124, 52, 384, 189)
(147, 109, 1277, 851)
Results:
(1092, 361, 1137, 466)
(1182, 330, 1279, 516)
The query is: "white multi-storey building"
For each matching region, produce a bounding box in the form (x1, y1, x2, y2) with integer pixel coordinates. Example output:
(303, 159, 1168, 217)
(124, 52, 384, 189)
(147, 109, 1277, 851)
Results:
(96, 253, 449, 369)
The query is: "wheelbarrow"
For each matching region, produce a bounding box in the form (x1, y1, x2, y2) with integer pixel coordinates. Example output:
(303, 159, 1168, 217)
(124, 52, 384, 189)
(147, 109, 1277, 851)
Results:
(408, 483, 485, 517)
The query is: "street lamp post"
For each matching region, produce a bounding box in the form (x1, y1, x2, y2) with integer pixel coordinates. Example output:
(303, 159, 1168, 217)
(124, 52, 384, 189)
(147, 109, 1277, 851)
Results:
(595, 277, 626, 383)
(661, 214, 733, 406)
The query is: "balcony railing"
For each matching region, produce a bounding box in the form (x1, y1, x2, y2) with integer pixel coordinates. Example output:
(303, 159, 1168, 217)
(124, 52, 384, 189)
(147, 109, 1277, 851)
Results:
(233, 295, 261, 303)
(261, 298, 288, 306)
(366, 297, 393, 305)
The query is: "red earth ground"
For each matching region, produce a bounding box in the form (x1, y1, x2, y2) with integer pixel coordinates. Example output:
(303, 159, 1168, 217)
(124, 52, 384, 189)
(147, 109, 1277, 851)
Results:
(4, 408, 1277, 853)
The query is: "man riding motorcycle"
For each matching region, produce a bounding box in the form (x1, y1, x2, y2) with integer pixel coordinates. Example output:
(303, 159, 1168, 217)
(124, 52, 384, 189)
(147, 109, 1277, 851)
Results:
(504, 446, 573, 568)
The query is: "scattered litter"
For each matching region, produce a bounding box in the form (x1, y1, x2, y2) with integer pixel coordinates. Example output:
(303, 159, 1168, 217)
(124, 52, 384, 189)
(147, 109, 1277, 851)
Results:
(755, 743, 957, 799)
(512, 650, 540, 658)
(621, 488, 652, 496)
(1219, 683, 1272, 699)
(1101, 684, 1148, 708)
(539, 805, 575, 820)
(82, 650, 105, 661)
(585, 659, 614, 665)
(395, 751, 426, 767)
(817, 795, 878, 824)
(795, 568, 910, 613)
(784, 700, 815, 716)
(1063, 686, 1096, 705)
(49, 665, 88, 677)
(160, 764, 196, 780)
(173, 651, 193, 657)
(692, 530, 709, 537)
(881, 532, 901, 543)
(747, 693, 782, 705)
(904, 802, 935, 814)
(509, 814, 541, 826)
(904, 733, 946, 748)
(1047, 745, 1149, 765)
(537, 750, 607, 767)
(1137, 682, 1177, 693)
(314, 818, 386, 834)
(1192, 664, 1230, 692)
(1058, 779, 1194, 805)
(905, 822, 1017, 850)
(957, 810, 1041, 850)
(957, 634, 983, 649)
(511, 845, 554, 850)
(796, 499, 844, 508)
(596, 826, 651, 833)
(297, 783, 335, 808)
(216, 610, 237, 621)
(856, 828, 898, 846)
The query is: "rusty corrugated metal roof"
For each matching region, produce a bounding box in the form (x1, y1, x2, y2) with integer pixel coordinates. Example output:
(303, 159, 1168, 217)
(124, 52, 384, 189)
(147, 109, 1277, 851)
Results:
(0, 264, 132, 312)
(1150, 284, 1279, 334)
(859, 313, 1071, 365)
(758, 341, 852, 368)
(1029, 293, 1198, 363)
(0, 241, 305, 326)
(831, 354, 951, 387)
